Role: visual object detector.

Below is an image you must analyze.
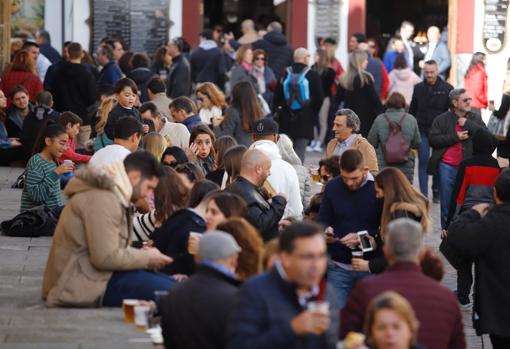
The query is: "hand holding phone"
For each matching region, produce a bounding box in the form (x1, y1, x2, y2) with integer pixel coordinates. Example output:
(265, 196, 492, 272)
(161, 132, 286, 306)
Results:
(357, 230, 374, 252)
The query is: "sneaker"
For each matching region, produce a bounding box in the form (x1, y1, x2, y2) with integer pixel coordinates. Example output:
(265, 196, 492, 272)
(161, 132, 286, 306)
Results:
(306, 140, 317, 152)
(433, 191, 440, 204)
(312, 143, 323, 153)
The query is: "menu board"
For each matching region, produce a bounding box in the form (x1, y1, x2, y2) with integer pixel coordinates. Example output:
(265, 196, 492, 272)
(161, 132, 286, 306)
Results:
(483, 0, 510, 53)
(92, 0, 169, 55)
(315, 0, 341, 42)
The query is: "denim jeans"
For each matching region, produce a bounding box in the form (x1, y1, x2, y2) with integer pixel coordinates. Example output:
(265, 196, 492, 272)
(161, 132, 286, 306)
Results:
(418, 131, 439, 196)
(439, 161, 459, 229)
(327, 260, 370, 310)
(102, 270, 177, 307)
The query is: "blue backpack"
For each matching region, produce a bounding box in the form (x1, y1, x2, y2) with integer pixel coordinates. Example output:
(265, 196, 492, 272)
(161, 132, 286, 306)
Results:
(283, 67, 311, 111)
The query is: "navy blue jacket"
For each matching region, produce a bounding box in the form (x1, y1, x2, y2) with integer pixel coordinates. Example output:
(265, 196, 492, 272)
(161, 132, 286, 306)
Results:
(40, 43, 61, 64)
(227, 268, 339, 349)
(183, 114, 203, 133)
(318, 177, 382, 264)
(97, 61, 122, 89)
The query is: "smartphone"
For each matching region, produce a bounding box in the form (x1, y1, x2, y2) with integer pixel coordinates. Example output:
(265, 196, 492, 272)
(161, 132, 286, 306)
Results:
(357, 230, 374, 252)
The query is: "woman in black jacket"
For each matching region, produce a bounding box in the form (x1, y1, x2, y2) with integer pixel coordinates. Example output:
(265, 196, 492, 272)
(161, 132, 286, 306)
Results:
(335, 49, 383, 137)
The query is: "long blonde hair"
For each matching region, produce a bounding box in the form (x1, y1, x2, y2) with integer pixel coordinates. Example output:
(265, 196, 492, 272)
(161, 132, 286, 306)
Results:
(143, 132, 168, 161)
(95, 96, 117, 133)
(339, 49, 373, 90)
(375, 168, 430, 238)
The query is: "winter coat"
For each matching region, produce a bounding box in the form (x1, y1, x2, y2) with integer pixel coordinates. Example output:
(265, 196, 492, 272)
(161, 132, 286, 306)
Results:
(42, 163, 151, 307)
(367, 108, 421, 182)
(162, 265, 241, 349)
(97, 61, 122, 89)
(274, 63, 324, 140)
(225, 176, 286, 242)
(213, 107, 254, 147)
(251, 31, 294, 79)
(446, 128, 500, 227)
(127, 67, 156, 103)
(335, 74, 384, 137)
(464, 64, 488, 109)
(249, 140, 303, 218)
(423, 41, 451, 79)
(427, 111, 485, 175)
(326, 134, 379, 175)
(190, 41, 226, 90)
(0, 71, 44, 104)
(388, 68, 422, 105)
(229, 64, 259, 94)
(448, 204, 510, 337)
(166, 54, 191, 99)
(51, 61, 97, 125)
(104, 103, 142, 140)
(409, 78, 453, 135)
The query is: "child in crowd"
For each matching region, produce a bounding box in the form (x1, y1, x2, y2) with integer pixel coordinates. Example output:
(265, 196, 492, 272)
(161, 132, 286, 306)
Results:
(20, 122, 73, 212)
(57, 111, 92, 164)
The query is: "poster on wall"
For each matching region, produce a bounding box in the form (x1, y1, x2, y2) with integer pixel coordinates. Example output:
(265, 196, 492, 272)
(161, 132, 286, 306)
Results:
(91, 0, 170, 55)
(11, 0, 45, 36)
(315, 0, 340, 43)
(483, 0, 509, 53)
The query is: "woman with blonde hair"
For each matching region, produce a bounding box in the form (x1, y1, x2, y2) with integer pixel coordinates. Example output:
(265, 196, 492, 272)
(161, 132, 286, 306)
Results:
(229, 45, 259, 94)
(195, 82, 226, 125)
(364, 291, 423, 349)
(94, 96, 117, 151)
(1, 50, 43, 104)
(143, 132, 168, 161)
(217, 217, 264, 281)
(352, 167, 429, 274)
(336, 49, 383, 136)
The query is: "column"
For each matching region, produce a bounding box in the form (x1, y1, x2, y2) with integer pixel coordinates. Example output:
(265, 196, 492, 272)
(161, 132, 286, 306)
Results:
(0, 0, 11, 74)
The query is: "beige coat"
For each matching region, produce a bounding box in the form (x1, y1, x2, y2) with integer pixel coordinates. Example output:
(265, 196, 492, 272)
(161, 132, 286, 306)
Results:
(326, 134, 379, 175)
(42, 162, 151, 307)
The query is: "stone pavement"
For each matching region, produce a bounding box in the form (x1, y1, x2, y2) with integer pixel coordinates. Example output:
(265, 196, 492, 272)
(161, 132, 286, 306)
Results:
(0, 158, 492, 348)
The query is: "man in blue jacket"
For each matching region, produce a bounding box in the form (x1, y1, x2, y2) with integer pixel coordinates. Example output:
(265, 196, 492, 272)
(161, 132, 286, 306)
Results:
(318, 149, 382, 308)
(227, 222, 339, 349)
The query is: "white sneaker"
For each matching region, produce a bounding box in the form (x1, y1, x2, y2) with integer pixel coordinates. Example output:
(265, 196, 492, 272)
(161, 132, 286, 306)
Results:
(306, 140, 317, 152)
(313, 143, 323, 152)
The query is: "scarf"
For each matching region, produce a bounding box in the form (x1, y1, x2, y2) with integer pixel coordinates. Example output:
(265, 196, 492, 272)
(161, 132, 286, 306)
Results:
(252, 65, 266, 94)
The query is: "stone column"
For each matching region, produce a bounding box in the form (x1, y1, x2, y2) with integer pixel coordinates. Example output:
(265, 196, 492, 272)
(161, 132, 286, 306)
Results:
(0, 0, 11, 74)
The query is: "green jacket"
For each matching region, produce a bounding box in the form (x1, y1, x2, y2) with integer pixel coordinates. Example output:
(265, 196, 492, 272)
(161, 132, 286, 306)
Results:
(367, 108, 421, 181)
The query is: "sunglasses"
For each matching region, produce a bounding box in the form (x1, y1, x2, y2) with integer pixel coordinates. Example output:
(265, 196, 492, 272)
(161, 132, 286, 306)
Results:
(255, 56, 265, 61)
(462, 98, 472, 103)
(162, 161, 178, 167)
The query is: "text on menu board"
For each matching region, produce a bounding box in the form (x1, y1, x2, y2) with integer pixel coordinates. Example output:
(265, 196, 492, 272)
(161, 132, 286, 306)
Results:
(483, 0, 510, 53)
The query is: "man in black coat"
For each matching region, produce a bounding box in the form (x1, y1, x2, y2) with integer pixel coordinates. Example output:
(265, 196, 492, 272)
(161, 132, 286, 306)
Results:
(166, 37, 192, 99)
(190, 29, 227, 91)
(227, 222, 340, 349)
(161, 231, 242, 349)
(448, 169, 510, 349)
(51, 42, 96, 147)
(409, 60, 453, 200)
(225, 149, 287, 242)
(428, 88, 485, 230)
(274, 48, 324, 163)
(252, 21, 294, 79)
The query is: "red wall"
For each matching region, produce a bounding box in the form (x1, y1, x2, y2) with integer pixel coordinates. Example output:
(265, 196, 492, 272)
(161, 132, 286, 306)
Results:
(182, 0, 201, 47)
(455, 0, 475, 53)
(348, 0, 366, 40)
(289, 0, 308, 48)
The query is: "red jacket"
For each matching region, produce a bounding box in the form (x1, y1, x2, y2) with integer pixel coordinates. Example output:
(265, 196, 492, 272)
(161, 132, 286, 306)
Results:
(464, 64, 488, 109)
(59, 137, 91, 164)
(341, 262, 466, 349)
(0, 71, 44, 105)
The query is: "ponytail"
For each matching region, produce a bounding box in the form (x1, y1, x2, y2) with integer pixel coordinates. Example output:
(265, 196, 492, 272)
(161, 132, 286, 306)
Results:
(32, 120, 67, 155)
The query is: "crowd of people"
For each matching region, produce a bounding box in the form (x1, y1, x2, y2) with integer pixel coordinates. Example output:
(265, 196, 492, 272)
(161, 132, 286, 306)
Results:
(1, 19, 510, 349)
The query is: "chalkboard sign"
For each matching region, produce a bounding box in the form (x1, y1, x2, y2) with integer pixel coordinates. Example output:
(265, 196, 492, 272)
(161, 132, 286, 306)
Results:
(92, 0, 170, 55)
(483, 0, 510, 53)
(315, 0, 341, 42)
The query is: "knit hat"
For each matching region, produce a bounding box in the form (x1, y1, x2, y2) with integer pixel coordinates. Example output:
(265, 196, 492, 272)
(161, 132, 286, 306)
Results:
(198, 231, 241, 260)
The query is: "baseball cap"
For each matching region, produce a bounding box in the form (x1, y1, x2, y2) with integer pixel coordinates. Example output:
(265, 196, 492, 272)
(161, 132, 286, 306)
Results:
(198, 231, 241, 260)
(253, 118, 279, 136)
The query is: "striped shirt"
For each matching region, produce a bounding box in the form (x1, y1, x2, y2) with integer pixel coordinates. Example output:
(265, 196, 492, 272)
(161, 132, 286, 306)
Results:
(132, 210, 157, 242)
(20, 153, 63, 212)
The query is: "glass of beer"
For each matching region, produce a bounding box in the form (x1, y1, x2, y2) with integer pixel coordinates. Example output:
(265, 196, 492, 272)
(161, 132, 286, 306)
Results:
(307, 301, 330, 315)
(309, 166, 320, 182)
(188, 232, 202, 255)
(134, 304, 151, 329)
(122, 299, 138, 323)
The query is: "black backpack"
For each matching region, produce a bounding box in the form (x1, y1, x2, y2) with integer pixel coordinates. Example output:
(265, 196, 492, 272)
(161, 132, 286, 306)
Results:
(1, 205, 57, 237)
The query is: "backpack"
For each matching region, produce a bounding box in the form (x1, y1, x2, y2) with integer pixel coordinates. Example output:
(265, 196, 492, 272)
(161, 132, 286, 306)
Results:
(382, 113, 410, 164)
(1, 205, 57, 237)
(283, 67, 311, 111)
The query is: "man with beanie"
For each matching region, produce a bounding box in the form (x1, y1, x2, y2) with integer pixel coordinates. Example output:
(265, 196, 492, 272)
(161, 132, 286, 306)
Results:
(161, 231, 242, 349)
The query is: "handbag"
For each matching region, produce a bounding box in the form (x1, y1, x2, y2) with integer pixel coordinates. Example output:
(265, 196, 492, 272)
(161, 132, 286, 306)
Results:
(487, 112, 510, 141)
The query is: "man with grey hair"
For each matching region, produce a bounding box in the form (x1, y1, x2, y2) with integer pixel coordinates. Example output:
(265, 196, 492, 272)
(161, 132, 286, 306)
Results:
(341, 218, 466, 349)
(326, 108, 378, 174)
(238, 19, 259, 45)
(96, 43, 122, 89)
(161, 231, 242, 349)
(274, 47, 324, 162)
(428, 88, 484, 230)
